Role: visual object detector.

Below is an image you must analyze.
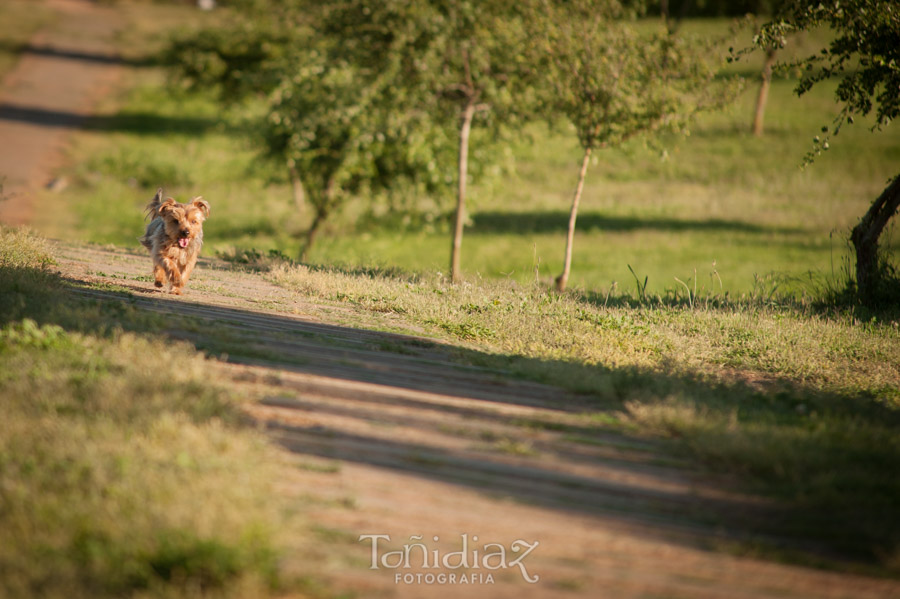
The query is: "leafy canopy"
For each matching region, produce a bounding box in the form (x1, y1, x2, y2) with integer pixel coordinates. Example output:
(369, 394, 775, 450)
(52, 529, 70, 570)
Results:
(166, 1, 454, 220)
(165, 0, 538, 225)
(754, 0, 899, 156)
(265, 51, 451, 208)
(529, 0, 732, 150)
(319, 0, 538, 128)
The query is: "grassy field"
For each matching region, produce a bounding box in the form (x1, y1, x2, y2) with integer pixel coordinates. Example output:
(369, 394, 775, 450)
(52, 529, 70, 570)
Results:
(6, 0, 900, 585)
(31, 7, 900, 298)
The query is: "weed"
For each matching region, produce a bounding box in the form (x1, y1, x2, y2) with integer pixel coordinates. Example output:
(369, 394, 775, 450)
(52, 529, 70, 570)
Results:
(628, 264, 649, 303)
(428, 318, 497, 341)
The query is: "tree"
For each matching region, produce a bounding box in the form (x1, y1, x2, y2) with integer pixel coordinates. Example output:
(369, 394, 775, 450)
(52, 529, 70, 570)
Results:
(265, 58, 386, 258)
(751, 31, 779, 136)
(165, 2, 452, 259)
(651, 1, 788, 137)
(164, 5, 324, 248)
(320, 0, 538, 282)
(530, 0, 730, 291)
(167, 1, 534, 267)
(743, 4, 791, 137)
(650, 0, 778, 17)
(660, 0, 694, 34)
(755, 0, 900, 304)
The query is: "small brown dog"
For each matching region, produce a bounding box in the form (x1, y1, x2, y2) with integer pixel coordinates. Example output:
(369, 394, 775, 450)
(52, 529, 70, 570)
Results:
(139, 188, 210, 295)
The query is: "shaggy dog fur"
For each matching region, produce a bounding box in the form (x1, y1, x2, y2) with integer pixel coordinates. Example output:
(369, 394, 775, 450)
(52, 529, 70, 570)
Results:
(139, 188, 210, 295)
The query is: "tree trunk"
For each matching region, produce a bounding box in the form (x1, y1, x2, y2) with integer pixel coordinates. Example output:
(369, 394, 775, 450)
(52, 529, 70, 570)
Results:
(752, 47, 778, 137)
(300, 208, 327, 262)
(450, 100, 476, 283)
(661, 0, 692, 35)
(850, 174, 900, 303)
(288, 163, 306, 214)
(555, 146, 592, 292)
(300, 178, 336, 262)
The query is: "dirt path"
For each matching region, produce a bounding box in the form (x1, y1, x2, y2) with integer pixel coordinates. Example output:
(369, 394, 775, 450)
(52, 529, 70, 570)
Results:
(0, 0, 124, 225)
(52, 241, 899, 599)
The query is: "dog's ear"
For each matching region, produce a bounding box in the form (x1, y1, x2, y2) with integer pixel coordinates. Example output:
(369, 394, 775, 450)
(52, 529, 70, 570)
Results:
(152, 188, 163, 204)
(191, 197, 210, 219)
(158, 197, 178, 216)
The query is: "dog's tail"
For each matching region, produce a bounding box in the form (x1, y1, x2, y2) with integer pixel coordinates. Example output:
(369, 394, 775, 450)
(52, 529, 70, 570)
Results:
(143, 188, 164, 221)
(139, 188, 164, 250)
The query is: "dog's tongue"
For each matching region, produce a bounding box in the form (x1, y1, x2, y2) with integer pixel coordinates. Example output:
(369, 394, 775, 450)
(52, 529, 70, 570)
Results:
(178, 237, 189, 249)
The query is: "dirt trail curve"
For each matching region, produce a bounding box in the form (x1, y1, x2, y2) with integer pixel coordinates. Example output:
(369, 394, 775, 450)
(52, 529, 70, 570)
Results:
(0, 0, 124, 225)
(54, 241, 899, 599)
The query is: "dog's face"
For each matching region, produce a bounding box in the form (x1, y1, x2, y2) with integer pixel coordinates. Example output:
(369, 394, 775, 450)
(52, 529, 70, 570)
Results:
(158, 197, 210, 249)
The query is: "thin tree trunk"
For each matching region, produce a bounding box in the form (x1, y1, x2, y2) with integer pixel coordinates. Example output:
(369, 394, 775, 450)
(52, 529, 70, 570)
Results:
(555, 146, 592, 292)
(300, 208, 327, 262)
(850, 174, 900, 303)
(752, 47, 778, 137)
(288, 163, 306, 214)
(450, 99, 476, 283)
(661, 0, 692, 35)
(300, 178, 336, 262)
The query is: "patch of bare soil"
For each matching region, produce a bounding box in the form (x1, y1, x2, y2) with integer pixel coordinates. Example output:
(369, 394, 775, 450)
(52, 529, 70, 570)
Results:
(52, 241, 900, 599)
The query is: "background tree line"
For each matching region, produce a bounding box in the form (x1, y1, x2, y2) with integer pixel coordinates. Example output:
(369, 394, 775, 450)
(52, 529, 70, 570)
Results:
(165, 0, 899, 305)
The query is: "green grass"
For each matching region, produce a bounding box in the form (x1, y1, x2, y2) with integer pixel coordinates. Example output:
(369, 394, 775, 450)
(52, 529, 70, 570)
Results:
(0, 227, 306, 599)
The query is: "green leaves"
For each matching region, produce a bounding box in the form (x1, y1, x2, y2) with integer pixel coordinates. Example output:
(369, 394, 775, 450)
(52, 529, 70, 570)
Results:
(758, 0, 900, 133)
(163, 0, 735, 267)
(755, 2, 900, 302)
(528, 0, 729, 151)
(265, 51, 452, 211)
(164, 18, 294, 103)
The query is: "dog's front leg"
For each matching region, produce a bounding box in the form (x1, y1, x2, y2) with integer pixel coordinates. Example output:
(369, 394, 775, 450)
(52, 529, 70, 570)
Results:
(162, 257, 183, 294)
(152, 257, 167, 288)
(169, 268, 184, 294)
(180, 257, 197, 289)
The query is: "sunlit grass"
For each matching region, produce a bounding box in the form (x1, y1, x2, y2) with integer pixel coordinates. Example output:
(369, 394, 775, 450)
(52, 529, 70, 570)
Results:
(0, 228, 301, 598)
(268, 261, 900, 400)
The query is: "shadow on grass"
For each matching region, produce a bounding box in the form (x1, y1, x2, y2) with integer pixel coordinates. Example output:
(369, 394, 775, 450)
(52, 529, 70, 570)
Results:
(208, 220, 282, 242)
(469, 211, 802, 236)
(0, 103, 217, 135)
(573, 267, 900, 323)
(0, 41, 156, 67)
(2, 261, 899, 577)
(216, 249, 420, 281)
